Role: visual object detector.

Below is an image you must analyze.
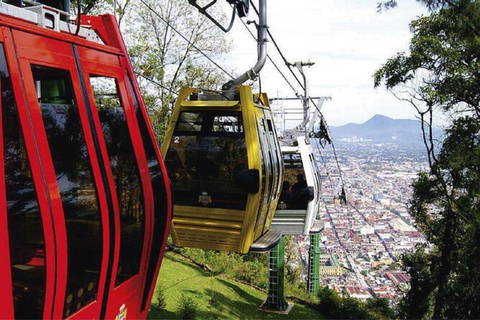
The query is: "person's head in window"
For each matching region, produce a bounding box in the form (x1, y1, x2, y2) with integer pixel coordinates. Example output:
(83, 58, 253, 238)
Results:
(292, 173, 307, 194)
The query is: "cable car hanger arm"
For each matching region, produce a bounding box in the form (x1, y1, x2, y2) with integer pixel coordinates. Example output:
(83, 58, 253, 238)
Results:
(188, 0, 237, 32)
(222, 0, 267, 91)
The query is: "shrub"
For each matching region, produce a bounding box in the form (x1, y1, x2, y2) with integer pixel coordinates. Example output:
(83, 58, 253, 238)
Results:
(150, 286, 166, 311)
(316, 286, 342, 318)
(177, 294, 198, 319)
(316, 286, 395, 319)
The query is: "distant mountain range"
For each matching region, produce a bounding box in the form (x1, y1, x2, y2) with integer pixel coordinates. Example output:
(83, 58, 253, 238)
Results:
(329, 114, 443, 145)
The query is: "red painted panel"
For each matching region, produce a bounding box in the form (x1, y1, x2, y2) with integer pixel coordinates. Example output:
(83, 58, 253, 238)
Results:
(2, 30, 56, 319)
(0, 8, 171, 319)
(77, 49, 154, 319)
(12, 30, 114, 319)
(82, 14, 172, 317)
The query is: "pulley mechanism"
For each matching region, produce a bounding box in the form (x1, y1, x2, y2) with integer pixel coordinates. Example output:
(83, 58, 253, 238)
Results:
(226, 0, 249, 17)
(188, 0, 249, 33)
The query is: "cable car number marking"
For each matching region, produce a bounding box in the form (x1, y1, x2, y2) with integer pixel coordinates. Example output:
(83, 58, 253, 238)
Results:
(115, 304, 127, 320)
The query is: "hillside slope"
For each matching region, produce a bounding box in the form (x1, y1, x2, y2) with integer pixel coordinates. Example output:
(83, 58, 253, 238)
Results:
(148, 252, 324, 319)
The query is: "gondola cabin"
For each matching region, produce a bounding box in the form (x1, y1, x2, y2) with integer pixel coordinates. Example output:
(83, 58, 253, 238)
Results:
(162, 86, 283, 253)
(271, 136, 321, 235)
(0, 1, 172, 319)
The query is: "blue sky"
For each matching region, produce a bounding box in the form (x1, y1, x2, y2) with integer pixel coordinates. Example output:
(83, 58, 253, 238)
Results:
(223, 0, 428, 126)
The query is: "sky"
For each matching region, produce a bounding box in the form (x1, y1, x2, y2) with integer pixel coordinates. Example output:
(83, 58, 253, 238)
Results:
(220, 0, 429, 126)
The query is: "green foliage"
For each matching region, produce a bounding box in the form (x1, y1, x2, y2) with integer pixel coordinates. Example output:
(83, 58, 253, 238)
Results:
(179, 248, 269, 289)
(316, 287, 342, 318)
(150, 252, 325, 319)
(177, 237, 314, 301)
(375, 1, 480, 318)
(120, 0, 232, 140)
(377, 0, 468, 12)
(316, 287, 394, 319)
(366, 298, 396, 319)
(70, 0, 232, 142)
(150, 286, 167, 311)
(177, 294, 198, 320)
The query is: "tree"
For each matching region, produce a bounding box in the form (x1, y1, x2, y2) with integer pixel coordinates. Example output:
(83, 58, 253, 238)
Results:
(374, 1, 480, 318)
(70, 0, 233, 142)
(123, 0, 232, 142)
(377, 0, 464, 12)
(71, 0, 131, 25)
(316, 287, 395, 319)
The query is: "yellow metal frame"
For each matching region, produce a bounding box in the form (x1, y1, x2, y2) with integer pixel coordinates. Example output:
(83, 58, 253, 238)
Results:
(162, 86, 282, 253)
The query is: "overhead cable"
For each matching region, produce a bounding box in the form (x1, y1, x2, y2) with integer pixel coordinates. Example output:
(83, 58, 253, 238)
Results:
(239, 17, 299, 95)
(135, 72, 179, 97)
(138, 0, 235, 80)
(249, 0, 305, 91)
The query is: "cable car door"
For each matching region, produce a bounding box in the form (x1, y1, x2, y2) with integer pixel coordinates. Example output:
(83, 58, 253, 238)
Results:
(11, 30, 111, 319)
(75, 46, 156, 319)
(11, 31, 155, 318)
(0, 30, 58, 320)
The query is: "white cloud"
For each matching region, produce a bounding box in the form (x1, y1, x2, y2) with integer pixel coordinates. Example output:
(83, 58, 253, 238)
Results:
(220, 0, 428, 126)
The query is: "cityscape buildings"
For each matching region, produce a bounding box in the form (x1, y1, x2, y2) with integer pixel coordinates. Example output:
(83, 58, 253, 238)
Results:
(297, 141, 427, 303)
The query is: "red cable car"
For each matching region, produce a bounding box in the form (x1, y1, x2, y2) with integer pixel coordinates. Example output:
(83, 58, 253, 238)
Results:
(0, 1, 172, 319)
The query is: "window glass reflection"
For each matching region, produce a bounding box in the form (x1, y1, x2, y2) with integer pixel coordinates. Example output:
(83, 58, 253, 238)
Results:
(1, 45, 45, 320)
(259, 120, 273, 201)
(267, 119, 280, 199)
(278, 153, 309, 210)
(89, 76, 145, 286)
(126, 77, 169, 310)
(166, 111, 248, 210)
(31, 65, 102, 318)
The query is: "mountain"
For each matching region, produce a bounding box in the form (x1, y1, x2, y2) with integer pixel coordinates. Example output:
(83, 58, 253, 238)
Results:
(329, 114, 443, 145)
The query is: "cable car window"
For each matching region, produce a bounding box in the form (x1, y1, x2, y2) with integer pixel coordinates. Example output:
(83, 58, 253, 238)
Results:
(89, 76, 145, 286)
(257, 126, 266, 201)
(267, 119, 280, 199)
(310, 154, 321, 200)
(213, 115, 243, 133)
(126, 76, 169, 310)
(177, 112, 203, 132)
(166, 111, 248, 210)
(279, 153, 308, 209)
(259, 119, 273, 200)
(252, 120, 267, 233)
(1, 45, 45, 319)
(31, 65, 102, 317)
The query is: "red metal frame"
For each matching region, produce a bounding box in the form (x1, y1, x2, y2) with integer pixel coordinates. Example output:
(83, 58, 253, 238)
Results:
(0, 26, 15, 320)
(0, 8, 172, 320)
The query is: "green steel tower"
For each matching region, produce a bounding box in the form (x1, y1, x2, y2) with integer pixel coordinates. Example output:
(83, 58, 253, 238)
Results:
(307, 232, 321, 293)
(262, 236, 289, 311)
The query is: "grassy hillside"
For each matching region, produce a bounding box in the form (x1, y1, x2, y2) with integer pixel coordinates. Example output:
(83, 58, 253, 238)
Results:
(148, 252, 324, 319)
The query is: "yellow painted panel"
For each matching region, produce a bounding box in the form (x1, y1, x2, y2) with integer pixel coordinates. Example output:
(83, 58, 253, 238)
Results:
(181, 101, 239, 107)
(173, 217, 243, 230)
(174, 206, 246, 221)
(164, 85, 281, 254)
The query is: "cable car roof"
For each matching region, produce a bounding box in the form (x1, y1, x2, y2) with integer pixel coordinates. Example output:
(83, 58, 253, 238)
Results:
(0, 2, 103, 44)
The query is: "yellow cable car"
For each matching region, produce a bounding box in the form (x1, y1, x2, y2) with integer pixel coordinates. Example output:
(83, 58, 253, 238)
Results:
(162, 86, 283, 253)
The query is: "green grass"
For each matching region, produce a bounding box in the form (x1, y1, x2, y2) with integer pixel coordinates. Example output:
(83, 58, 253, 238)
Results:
(148, 252, 324, 319)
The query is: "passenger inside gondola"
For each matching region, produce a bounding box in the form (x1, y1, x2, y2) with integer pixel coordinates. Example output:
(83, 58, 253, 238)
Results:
(278, 156, 311, 209)
(292, 173, 307, 194)
(279, 181, 293, 208)
(166, 111, 248, 209)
